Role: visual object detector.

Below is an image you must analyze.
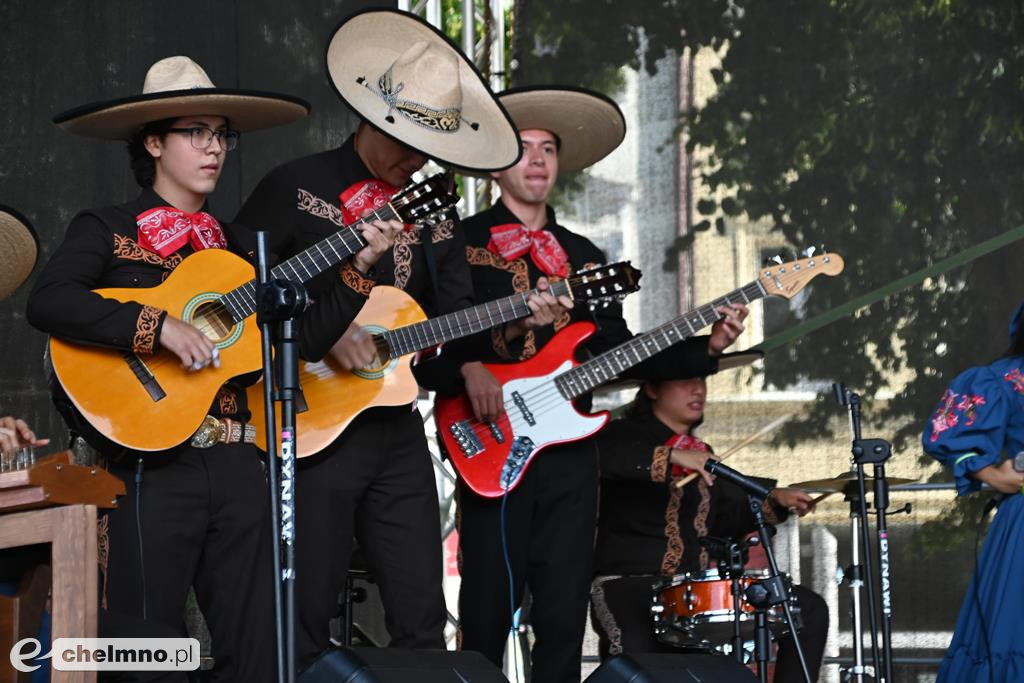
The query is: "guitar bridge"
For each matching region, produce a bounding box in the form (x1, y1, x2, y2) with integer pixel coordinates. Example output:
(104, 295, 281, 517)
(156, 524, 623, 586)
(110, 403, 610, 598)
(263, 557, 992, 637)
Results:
(450, 420, 484, 457)
(500, 437, 535, 490)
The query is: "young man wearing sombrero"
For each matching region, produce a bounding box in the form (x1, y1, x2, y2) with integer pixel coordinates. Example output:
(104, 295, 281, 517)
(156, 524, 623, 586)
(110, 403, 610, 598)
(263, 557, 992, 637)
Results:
(26, 56, 396, 680)
(447, 86, 748, 681)
(235, 9, 570, 670)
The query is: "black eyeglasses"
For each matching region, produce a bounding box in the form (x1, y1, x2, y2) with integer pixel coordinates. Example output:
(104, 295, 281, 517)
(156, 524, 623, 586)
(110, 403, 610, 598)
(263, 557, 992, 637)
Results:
(167, 126, 239, 152)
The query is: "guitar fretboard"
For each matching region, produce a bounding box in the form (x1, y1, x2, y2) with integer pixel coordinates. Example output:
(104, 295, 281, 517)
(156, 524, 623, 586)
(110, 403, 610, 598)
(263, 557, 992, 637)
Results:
(553, 279, 767, 399)
(380, 279, 575, 357)
(217, 204, 402, 322)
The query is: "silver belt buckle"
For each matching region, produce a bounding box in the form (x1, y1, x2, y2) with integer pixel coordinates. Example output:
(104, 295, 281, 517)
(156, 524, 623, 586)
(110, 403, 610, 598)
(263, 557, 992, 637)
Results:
(190, 415, 224, 449)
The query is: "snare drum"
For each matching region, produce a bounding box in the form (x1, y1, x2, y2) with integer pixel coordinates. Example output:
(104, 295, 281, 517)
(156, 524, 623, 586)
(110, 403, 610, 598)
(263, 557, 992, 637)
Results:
(651, 568, 800, 649)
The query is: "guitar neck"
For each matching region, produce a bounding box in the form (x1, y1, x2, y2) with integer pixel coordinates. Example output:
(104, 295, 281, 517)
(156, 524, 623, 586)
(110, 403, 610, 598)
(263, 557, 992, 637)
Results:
(380, 279, 573, 357)
(555, 279, 768, 399)
(218, 204, 401, 322)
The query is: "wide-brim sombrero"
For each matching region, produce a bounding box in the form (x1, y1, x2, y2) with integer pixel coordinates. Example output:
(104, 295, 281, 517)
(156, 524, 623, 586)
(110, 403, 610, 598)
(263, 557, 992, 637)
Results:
(325, 9, 520, 172)
(53, 56, 310, 139)
(498, 86, 626, 173)
(0, 205, 38, 300)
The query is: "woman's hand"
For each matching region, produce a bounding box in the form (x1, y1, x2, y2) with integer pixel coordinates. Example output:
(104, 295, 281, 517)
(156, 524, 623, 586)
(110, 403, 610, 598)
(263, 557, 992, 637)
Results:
(975, 459, 1024, 495)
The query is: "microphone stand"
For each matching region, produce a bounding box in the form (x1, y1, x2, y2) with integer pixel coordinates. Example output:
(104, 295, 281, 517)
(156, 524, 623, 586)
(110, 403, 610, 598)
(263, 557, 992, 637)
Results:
(743, 494, 812, 683)
(256, 233, 309, 683)
(705, 461, 812, 683)
(833, 383, 889, 682)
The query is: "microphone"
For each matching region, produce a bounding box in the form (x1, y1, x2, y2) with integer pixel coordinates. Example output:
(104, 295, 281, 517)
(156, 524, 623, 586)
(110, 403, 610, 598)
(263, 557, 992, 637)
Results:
(1014, 451, 1024, 473)
(704, 460, 773, 499)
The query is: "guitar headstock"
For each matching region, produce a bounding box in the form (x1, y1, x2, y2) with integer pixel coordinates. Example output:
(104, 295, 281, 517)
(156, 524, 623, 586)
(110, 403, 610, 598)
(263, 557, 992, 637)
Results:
(392, 173, 460, 224)
(758, 249, 844, 299)
(567, 261, 643, 305)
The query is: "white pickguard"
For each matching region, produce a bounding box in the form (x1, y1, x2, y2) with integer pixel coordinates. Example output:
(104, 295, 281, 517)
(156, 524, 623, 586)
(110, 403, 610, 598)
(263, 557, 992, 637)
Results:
(501, 359, 607, 454)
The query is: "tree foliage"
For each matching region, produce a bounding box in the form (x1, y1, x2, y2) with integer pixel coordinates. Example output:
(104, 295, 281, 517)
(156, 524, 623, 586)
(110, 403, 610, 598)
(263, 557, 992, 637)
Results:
(518, 0, 1024, 456)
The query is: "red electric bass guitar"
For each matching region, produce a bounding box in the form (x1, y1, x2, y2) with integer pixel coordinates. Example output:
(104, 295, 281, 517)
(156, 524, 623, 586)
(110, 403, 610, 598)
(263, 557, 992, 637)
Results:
(435, 252, 845, 497)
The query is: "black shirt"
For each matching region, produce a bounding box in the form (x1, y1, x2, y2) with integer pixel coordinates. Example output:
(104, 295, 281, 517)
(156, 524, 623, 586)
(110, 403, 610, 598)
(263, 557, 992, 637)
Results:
(593, 411, 786, 577)
(27, 187, 369, 424)
(451, 200, 718, 408)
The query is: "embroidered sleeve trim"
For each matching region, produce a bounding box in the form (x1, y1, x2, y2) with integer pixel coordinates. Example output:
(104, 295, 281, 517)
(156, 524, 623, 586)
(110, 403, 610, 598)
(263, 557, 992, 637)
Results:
(660, 484, 685, 576)
(651, 446, 671, 483)
(132, 305, 164, 354)
(339, 262, 375, 296)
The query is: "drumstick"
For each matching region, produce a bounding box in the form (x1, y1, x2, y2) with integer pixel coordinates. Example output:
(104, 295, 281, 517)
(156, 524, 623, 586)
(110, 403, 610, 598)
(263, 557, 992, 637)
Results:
(810, 491, 835, 506)
(673, 413, 795, 489)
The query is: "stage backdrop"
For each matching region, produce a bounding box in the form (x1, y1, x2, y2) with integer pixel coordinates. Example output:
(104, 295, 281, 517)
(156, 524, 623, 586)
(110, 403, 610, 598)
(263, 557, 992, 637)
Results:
(0, 0, 392, 437)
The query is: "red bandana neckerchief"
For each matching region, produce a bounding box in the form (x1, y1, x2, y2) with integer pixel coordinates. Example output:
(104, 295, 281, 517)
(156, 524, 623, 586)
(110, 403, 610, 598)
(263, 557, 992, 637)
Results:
(487, 223, 569, 277)
(136, 207, 227, 258)
(339, 179, 400, 225)
(665, 432, 711, 478)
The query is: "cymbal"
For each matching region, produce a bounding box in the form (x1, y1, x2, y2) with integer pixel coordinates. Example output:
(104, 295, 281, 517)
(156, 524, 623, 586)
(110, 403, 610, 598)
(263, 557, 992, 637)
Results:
(789, 471, 916, 492)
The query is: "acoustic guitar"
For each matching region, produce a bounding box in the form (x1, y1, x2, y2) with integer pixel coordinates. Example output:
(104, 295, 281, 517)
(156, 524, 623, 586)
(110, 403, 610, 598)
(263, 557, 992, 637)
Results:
(49, 175, 457, 452)
(248, 261, 643, 456)
(434, 252, 845, 497)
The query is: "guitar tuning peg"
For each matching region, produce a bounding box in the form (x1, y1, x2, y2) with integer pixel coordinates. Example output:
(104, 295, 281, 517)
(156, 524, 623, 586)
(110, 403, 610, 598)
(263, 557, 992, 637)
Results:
(770, 255, 784, 265)
(802, 246, 816, 258)
(820, 244, 827, 254)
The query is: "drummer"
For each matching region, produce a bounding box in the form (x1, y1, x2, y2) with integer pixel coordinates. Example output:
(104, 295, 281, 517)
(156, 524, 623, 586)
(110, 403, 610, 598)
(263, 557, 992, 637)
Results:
(589, 364, 829, 681)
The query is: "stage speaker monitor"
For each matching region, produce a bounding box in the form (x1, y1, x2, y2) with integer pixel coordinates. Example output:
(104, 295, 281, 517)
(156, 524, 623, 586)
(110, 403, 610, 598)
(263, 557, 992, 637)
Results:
(584, 653, 758, 683)
(298, 647, 510, 683)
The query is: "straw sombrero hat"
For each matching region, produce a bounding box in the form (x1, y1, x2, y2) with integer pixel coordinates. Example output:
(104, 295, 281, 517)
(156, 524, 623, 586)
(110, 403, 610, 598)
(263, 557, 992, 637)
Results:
(0, 205, 38, 300)
(498, 86, 626, 173)
(325, 9, 520, 172)
(53, 56, 310, 139)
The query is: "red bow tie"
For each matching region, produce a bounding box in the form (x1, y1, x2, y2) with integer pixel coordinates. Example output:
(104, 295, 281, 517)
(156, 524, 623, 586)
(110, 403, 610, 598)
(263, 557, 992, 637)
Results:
(136, 206, 227, 258)
(339, 179, 400, 225)
(487, 223, 569, 277)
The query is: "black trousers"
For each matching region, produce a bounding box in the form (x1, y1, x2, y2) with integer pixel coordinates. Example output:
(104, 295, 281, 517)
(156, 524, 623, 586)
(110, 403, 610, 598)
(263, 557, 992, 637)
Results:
(589, 574, 829, 682)
(104, 443, 276, 682)
(457, 439, 600, 683)
(294, 405, 445, 670)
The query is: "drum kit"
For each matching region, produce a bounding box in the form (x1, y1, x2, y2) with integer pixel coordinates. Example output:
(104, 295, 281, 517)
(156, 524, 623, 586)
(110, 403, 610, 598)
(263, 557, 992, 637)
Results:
(647, 382, 915, 683)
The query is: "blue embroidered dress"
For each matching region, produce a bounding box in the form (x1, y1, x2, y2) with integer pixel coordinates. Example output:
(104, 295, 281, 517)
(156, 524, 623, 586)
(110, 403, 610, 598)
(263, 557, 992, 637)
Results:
(923, 355, 1024, 682)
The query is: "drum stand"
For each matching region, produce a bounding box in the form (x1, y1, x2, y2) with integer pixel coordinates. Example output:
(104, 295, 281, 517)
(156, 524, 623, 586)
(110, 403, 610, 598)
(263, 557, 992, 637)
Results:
(745, 493, 813, 683)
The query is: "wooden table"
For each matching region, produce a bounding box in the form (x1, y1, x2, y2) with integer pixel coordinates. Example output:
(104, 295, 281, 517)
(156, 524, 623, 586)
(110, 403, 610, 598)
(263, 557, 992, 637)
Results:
(0, 504, 97, 683)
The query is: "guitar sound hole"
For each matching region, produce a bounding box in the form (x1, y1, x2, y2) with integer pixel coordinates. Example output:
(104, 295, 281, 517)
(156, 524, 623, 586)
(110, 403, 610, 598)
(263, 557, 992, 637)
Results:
(189, 301, 236, 343)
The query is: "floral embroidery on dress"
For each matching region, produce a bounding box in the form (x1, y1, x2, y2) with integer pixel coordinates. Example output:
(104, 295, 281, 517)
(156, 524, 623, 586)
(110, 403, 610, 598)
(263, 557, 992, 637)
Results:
(956, 394, 987, 427)
(1004, 368, 1024, 394)
(929, 389, 960, 442)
